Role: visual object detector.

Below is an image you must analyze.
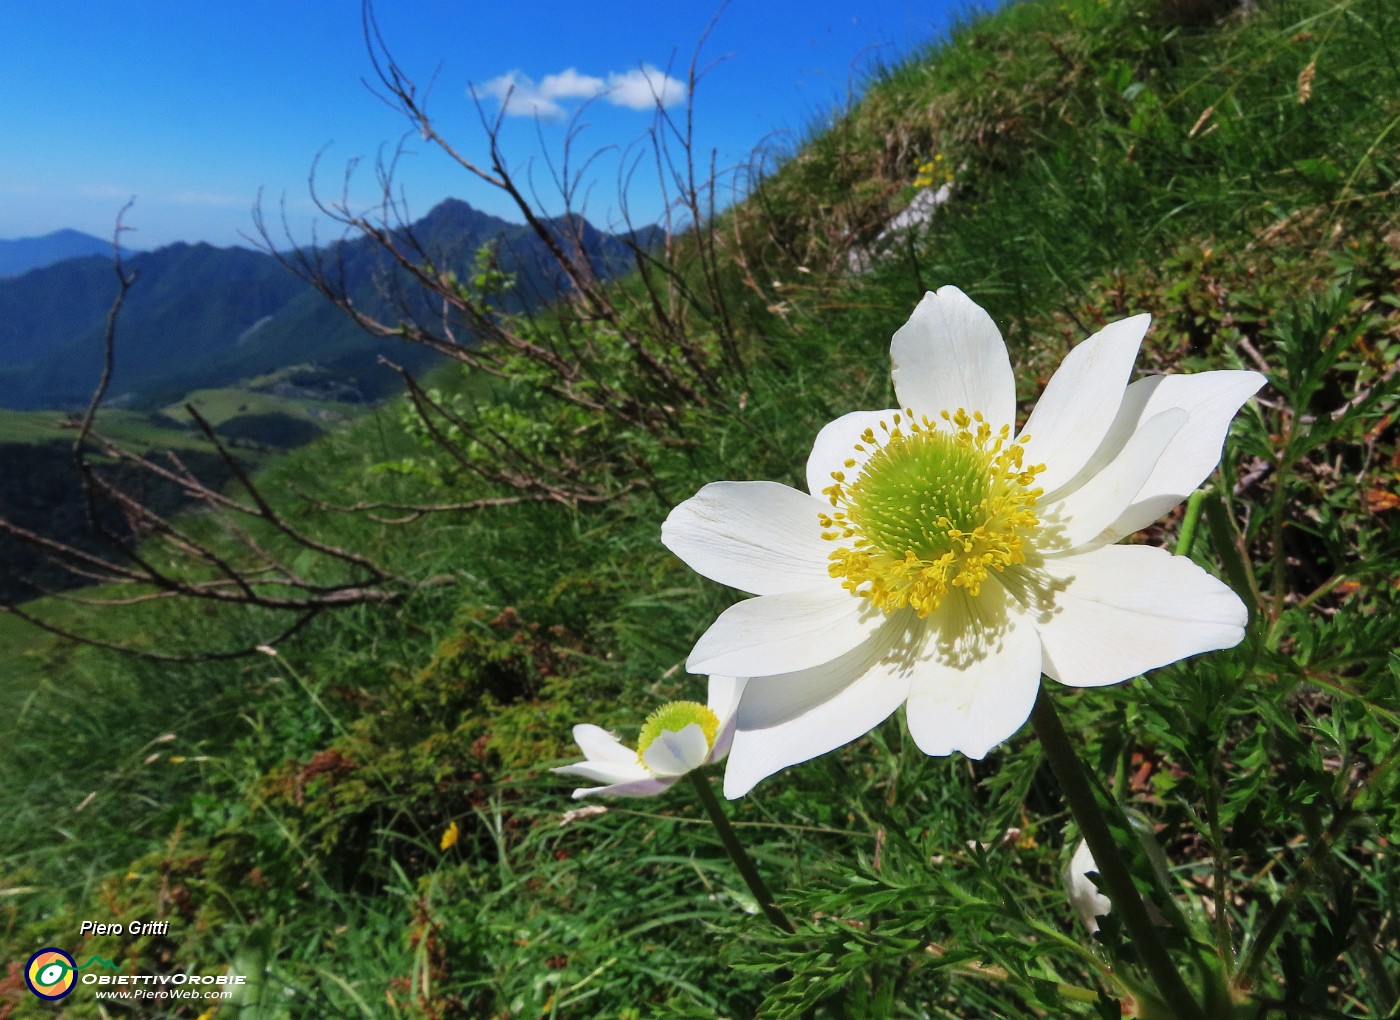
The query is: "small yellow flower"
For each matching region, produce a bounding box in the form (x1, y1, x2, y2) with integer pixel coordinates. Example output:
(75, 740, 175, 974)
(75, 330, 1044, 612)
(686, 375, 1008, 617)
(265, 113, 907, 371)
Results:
(440, 821, 460, 851)
(913, 155, 954, 189)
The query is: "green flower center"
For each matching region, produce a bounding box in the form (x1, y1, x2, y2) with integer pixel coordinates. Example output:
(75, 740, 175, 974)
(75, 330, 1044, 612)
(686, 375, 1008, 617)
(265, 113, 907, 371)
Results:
(819, 408, 1045, 617)
(636, 701, 720, 766)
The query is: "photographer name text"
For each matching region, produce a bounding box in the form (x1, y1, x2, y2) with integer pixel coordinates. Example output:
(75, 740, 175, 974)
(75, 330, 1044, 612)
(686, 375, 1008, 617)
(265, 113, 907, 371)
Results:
(80, 920, 171, 937)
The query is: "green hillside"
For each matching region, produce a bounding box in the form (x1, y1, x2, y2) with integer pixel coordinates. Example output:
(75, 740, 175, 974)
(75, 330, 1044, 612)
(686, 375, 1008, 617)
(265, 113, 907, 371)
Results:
(3, 0, 1398, 1017)
(169, 387, 360, 445)
(0, 407, 204, 449)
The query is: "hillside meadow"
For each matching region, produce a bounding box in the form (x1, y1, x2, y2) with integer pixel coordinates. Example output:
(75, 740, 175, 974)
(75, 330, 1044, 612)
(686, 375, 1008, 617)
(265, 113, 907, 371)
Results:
(3, 0, 1398, 1016)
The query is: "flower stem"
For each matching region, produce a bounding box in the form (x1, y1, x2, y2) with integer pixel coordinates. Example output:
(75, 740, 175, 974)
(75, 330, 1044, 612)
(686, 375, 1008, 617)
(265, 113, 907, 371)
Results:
(1175, 489, 1206, 558)
(688, 771, 795, 933)
(1030, 685, 1204, 1020)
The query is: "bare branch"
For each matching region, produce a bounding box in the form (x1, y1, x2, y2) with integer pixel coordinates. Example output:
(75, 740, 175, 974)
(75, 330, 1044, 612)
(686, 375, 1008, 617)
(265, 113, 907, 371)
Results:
(0, 216, 411, 658)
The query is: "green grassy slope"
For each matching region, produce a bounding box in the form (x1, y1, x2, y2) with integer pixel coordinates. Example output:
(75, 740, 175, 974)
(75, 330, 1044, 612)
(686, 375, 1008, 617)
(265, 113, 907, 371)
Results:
(169, 388, 357, 427)
(3, 0, 1398, 1017)
(0, 408, 210, 451)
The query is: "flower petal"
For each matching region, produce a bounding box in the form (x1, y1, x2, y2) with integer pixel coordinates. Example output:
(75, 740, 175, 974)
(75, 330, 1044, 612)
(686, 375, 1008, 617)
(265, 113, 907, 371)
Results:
(1027, 544, 1247, 688)
(662, 481, 833, 595)
(641, 723, 713, 776)
(571, 724, 638, 767)
(686, 586, 884, 678)
(891, 287, 1016, 428)
(1097, 371, 1267, 543)
(723, 619, 919, 797)
(733, 617, 915, 729)
(553, 757, 650, 787)
(707, 675, 747, 761)
(1042, 370, 1265, 506)
(570, 776, 677, 799)
(1038, 408, 1186, 552)
(805, 409, 898, 497)
(707, 675, 745, 720)
(1066, 840, 1111, 935)
(1019, 314, 1151, 495)
(904, 584, 1042, 758)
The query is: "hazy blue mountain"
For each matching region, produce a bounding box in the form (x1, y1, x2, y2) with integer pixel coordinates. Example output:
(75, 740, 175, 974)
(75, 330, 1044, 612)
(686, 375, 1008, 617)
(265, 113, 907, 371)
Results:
(0, 201, 653, 411)
(0, 243, 307, 408)
(0, 229, 117, 277)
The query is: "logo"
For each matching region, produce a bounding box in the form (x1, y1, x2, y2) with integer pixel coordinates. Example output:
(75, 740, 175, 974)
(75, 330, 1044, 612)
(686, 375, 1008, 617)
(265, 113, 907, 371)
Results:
(25, 948, 77, 1001)
(19, 947, 242, 1000)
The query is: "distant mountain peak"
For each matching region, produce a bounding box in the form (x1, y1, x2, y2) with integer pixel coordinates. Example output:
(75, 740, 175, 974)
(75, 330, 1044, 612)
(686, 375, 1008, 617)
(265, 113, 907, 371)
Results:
(0, 229, 116, 278)
(0, 199, 648, 412)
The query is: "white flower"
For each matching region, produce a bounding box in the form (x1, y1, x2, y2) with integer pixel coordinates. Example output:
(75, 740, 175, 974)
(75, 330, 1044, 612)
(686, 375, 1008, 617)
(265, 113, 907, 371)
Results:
(1066, 839, 1112, 934)
(553, 676, 745, 798)
(1065, 817, 1171, 935)
(662, 286, 1264, 798)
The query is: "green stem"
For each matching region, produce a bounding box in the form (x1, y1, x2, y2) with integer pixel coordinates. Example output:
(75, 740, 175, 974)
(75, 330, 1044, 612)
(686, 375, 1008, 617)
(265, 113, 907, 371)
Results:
(1202, 777, 1234, 976)
(1268, 418, 1296, 625)
(1175, 489, 1207, 558)
(1030, 686, 1204, 1020)
(688, 771, 795, 933)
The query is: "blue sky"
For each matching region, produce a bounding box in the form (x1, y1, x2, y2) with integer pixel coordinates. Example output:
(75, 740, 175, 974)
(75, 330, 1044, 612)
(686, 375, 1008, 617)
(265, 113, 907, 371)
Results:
(1, 1, 983, 250)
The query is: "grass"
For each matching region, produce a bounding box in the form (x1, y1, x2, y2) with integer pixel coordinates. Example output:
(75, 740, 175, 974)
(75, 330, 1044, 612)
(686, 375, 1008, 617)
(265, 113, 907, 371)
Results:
(2, 0, 1399, 1016)
(0, 407, 210, 451)
(166, 387, 362, 429)
(0, 383, 361, 449)
(0, 607, 57, 668)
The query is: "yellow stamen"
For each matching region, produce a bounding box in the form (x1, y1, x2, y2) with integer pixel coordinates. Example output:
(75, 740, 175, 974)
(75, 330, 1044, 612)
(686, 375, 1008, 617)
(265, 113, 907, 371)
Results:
(821, 407, 1045, 618)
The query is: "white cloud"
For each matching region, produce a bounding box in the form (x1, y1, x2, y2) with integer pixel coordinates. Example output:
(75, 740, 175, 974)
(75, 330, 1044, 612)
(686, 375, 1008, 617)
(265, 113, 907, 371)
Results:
(476, 64, 687, 118)
(478, 71, 565, 118)
(605, 65, 686, 110)
(540, 68, 606, 100)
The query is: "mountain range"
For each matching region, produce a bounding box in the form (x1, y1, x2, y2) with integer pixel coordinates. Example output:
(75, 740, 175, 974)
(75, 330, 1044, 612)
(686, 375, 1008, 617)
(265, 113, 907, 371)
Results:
(0, 228, 117, 278)
(0, 202, 653, 411)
